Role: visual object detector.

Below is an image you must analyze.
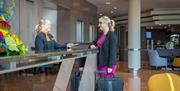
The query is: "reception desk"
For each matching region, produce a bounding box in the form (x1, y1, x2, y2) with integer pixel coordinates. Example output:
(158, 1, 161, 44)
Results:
(0, 48, 98, 91)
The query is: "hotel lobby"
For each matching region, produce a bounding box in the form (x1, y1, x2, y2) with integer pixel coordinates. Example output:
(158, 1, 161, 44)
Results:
(0, 0, 180, 91)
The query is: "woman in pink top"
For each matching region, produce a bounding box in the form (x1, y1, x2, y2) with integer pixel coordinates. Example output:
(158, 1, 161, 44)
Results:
(90, 16, 117, 78)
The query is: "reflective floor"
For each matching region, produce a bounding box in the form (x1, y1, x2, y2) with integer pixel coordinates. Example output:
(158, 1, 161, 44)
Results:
(0, 61, 179, 91)
(117, 61, 180, 91)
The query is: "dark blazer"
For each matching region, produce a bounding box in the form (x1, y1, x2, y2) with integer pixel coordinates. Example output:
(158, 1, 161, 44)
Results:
(35, 32, 67, 53)
(92, 31, 117, 68)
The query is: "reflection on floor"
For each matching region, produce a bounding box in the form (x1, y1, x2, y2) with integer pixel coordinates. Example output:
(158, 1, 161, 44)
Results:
(0, 61, 179, 91)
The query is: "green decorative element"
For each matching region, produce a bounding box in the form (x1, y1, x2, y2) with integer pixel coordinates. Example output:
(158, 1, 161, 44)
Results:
(17, 44, 28, 55)
(5, 36, 19, 51)
(0, 42, 3, 47)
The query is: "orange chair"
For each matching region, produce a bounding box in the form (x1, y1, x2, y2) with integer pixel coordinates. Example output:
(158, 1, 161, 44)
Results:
(148, 73, 180, 91)
(172, 58, 180, 67)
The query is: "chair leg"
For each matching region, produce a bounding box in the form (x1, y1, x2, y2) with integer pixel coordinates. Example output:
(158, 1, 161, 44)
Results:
(155, 66, 158, 70)
(172, 66, 174, 70)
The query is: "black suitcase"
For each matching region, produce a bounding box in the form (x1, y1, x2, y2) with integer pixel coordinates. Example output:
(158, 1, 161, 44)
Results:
(95, 71, 124, 91)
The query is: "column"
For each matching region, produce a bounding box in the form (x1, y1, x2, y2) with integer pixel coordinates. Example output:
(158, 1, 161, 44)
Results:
(128, 0, 141, 74)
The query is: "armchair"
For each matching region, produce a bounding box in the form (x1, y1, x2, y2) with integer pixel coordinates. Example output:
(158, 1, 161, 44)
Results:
(148, 73, 180, 91)
(148, 50, 168, 67)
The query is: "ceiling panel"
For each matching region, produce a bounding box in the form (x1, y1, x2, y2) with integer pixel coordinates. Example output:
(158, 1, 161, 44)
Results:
(86, 0, 180, 17)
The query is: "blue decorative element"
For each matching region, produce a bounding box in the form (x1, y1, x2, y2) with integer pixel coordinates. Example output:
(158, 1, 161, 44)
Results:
(0, 0, 3, 9)
(0, 0, 15, 22)
(0, 0, 3, 16)
(5, 16, 11, 22)
(0, 36, 5, 43)
(4, 0, 7, 4)
(3, 44, 8, 51)
(0, 10, 2, 16)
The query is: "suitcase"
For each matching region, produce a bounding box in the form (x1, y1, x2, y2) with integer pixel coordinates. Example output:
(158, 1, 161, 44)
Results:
(70, 71, 81, 91)
(95, 71, 124, 91)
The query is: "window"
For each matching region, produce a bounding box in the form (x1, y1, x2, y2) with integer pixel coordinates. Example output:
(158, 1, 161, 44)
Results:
(89, 24, 96, 42)
(76, 21, 84, 42)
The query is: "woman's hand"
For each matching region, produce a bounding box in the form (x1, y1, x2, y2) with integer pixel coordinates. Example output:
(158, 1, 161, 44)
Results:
(107, 68, 112, 73)
(67, 43, 78, 48)
(90, 45, 96, 49)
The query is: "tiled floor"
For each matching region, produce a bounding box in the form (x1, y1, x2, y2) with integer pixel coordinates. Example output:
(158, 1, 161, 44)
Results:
(0, 61, 179, 91)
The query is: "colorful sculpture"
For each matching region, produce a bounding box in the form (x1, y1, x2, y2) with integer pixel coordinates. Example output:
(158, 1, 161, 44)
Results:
(0, 0, 28, 56)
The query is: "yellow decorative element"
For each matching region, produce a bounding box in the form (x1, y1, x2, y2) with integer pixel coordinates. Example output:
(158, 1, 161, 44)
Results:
(0, 29, 9, 36)
(148, 73, 180, 91)
(14, 36, 22, 45)
(11, 33, 22, 45)
(0, 15, 6, 21)
(172, 58, 180, 67)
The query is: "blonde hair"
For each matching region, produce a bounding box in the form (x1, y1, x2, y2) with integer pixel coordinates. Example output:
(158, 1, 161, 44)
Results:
(35, 19, 45, 34)
(99, 16, 115, 32)
(35, 19, 51, 41)
(35, 19, 51, 33)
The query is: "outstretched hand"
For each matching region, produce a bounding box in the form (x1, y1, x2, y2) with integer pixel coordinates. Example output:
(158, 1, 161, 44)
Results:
(67, 43, 78, 48)
(90, 45, 96, 49)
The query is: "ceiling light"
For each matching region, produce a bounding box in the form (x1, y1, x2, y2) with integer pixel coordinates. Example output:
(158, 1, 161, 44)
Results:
(164, 26, 167, 29)
(150, 27, 153, 29)
(105, 1, 111, 5)
(168, 24, 171, 27)
(113, 7, 117, 10)
(99, 13, 103, 16)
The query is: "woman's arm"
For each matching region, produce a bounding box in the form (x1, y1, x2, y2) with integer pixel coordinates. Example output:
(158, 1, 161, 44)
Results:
(54, 41, 68, 49)
(108, 32, 118, 68)
(89, 33, 102, 48)
(35, 36, 44, 53)
(48, 33, 68, 50)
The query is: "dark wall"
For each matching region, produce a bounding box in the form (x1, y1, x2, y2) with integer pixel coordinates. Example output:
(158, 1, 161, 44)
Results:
(141, 27, 146, 49)
(116, 26, 169, 49)
(147, 29, 168, 43)
(55, 0, 97, 43)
